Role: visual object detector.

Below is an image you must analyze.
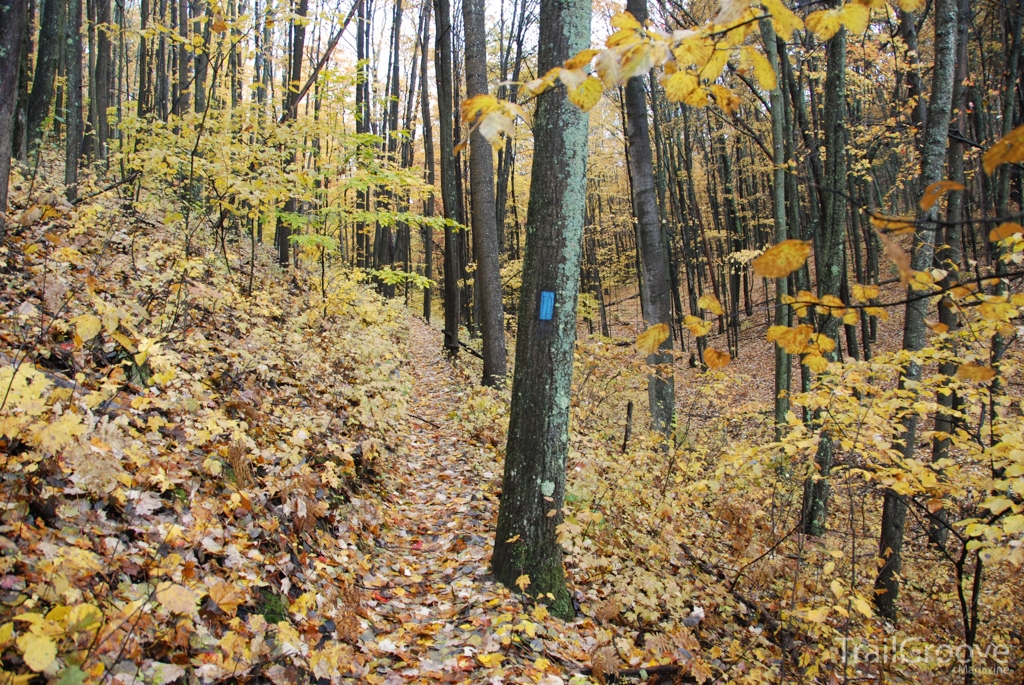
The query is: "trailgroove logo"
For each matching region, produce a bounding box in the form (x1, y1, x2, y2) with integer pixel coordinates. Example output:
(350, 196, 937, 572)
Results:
(838, 637, 1011, 675)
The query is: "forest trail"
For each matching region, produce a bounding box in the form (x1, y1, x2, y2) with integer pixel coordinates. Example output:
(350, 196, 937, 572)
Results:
(356, 316, 533, 683)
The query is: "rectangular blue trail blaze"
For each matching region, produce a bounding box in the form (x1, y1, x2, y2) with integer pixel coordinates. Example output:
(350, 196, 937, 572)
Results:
(539, 291, 555, 321)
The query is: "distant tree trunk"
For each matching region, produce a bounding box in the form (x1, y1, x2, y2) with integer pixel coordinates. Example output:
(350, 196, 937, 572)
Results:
(174, 0, 190, 115)
(434, 0, 461, 354)
(155, 0, 168, 118)
(137, 0, 149, 116)
(761, 17, 791, 440)
(462, 0, 508, 386)
(419, 0, 434, 322)
(0, 0, 29, 238)
(491, 0, 589, 619)
(277, 0, 307, 267)
(94, 0, 112, 160)
(11, 0, 33, 164)
(64, 0, 83, 201)
(801, 18, 846, 537)
(622, 0, 674, 437)
(875, 0, 958, 622)
(193, 0, 210, 113)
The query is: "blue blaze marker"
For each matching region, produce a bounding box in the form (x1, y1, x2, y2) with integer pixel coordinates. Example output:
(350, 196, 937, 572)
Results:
(539, 291, 555, 320)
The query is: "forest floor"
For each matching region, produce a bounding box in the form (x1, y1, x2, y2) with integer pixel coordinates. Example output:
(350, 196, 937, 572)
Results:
(2, 163, 1022, 685)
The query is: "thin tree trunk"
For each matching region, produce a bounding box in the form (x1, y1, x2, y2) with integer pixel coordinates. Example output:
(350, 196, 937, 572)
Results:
(801, 18, 847, 537)
(622, 0, 673, 436)
(434, 0, 461, 354)
(64, 0, 83, 201)
(461, 0, 507, 385)
(419, 0, 434, 322)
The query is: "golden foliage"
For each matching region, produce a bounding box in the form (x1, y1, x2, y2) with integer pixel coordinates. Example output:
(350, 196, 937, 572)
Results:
(636, 323, 670, 355)
(704, 348, 731, 369)
(752, 240, 812, 279)
(983, 123, 1024, 175)
(919, 180, 966, 211)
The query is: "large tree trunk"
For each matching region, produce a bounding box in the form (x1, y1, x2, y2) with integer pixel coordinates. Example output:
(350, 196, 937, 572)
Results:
(491, 0, 589, 619)
(93, 0, 111, 160)
(801, 18, 847, 537)
(875, 0, 958, 622)
(0, 0, 29, 238)
(461, 0, 508, 386)
(434, 0, 461, 354)
(64, 0, 83, 201)
(622, 0, 674, 437)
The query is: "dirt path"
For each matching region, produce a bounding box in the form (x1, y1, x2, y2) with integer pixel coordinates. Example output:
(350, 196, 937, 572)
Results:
(357, 316, 520, 683)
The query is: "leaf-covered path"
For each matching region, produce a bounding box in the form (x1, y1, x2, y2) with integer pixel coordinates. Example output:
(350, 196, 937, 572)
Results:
(356, 316, 566, 683)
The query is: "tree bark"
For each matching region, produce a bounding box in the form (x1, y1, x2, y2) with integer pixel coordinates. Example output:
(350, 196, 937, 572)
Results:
(277, 0, 307, 267)
(761, 17, 791, 440)
(64, 0, 83, 201)
(622, 0, 674, 437)
(801, 19, 846, 537)
(491, 0, 589, 619)
(462, 0, 508, 386)
(0, 0, 28, 238)
(434, 0, 461, 354)
(875, 0, 958, 622)
(419, 0, 434, 322)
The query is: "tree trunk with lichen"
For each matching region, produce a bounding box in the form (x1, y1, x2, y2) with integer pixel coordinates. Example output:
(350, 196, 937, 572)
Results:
(491, 0, 589, 620)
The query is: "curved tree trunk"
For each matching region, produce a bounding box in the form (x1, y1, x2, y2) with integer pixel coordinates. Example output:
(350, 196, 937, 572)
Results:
(491, 0, 589, 619)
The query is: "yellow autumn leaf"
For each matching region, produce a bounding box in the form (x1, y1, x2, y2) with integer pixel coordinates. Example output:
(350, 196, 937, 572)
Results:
(157, 582, 198, 614)
(840, 2, 870, 34)
(982, 496, 1014, 515)
(606, 27, 641, 49)
(711, 85, 741, 114)
(0, 623, 12, 648)
(515, 574, 531, 592)
(767, 324, 813, 354)
(816, 294, 846, 317)
(664, 71, 699, 102)
(805, 606, 831, 623)
(925, 320, 949, 334)
(956, 364, 997, 382)
(66, 603, 103, 632)
(704, 348, 731, 369)
(919, 180, 966, 211)
(684, 315, 712, 337)
(564, 48, 600, 70)
(72, 314, 103, 342)
(478, 653, 505, 668)
(752, 239, 811, 278)
(897, 0, 924, 10)
(16, 633, 57, 672)
(983, 123, 1024, 175)
(805, 8, 843, 40)
(851, 283, 880, 302)
(208, 580, 247, 614)
(869, 212, 916, 235)
(699, 48, 730, 83)
(741, 46, 777, 91)
(610, 11, 641, 30)
(864, 306, 889, 320)
(697, 293, 725, 316)
(568, 76, 604, 112)
(637, 323, 670, 354)
(37, 412, 87, 453)
(460, 94, 499, 124)
(761, 0, 804, 38)
(852, 597, 873, 618)
(989, 222, 1023, 242)
(842, 310, 858, 325)
(804, 352, 829, 373)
